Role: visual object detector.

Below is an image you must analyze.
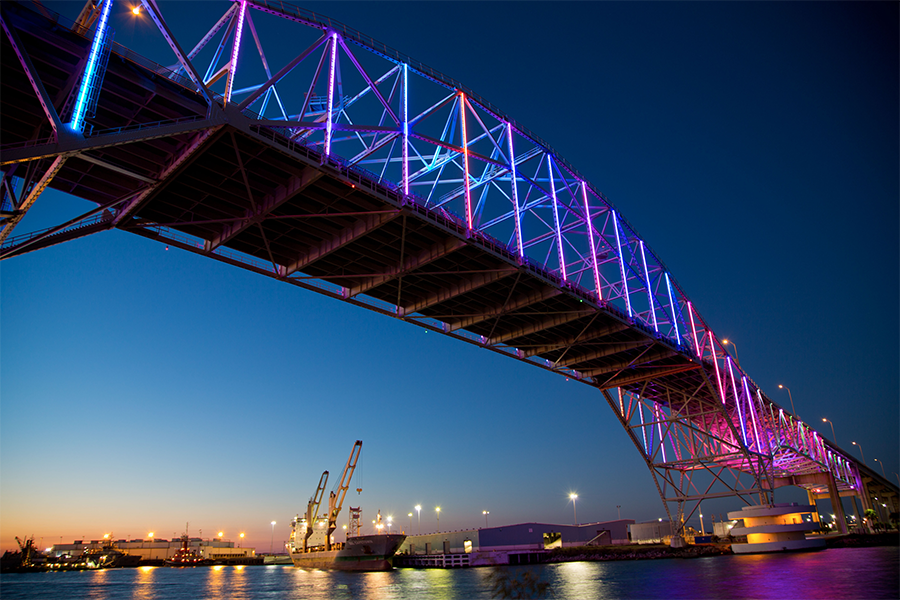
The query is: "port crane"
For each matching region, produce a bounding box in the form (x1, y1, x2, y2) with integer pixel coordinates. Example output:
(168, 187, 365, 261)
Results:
(301, 471, 329, 552)
(325, 440, 362, 551)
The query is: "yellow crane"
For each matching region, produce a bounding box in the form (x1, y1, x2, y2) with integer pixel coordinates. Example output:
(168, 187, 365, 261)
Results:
(303, 471, 329, 552)
(325, 440, 362, 551)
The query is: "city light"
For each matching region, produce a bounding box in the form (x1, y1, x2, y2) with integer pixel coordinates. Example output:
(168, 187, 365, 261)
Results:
(569, 493, 578, 525)
(131, 5, 141, 15)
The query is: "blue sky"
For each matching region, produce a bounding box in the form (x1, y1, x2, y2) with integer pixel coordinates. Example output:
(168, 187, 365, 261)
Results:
(2, 1, 897, 552)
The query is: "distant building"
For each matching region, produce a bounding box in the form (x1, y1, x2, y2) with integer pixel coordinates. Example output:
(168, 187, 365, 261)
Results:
(47, 538, 255, 562)
(628, 520, 675, 544)
(395, 520, 634, 566)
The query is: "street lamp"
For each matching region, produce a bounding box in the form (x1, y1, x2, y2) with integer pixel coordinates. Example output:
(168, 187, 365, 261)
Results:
(777, 385, 797, 418)
(408, 513, 413, 533)
(415, 505, 421, 534)
(821, 418, 836, 444)
(852, 441, 866, 465)
(483, 510, 490, 528)
(722, 339, 740, 366)
(569, 493, 578, 525)
(239, 533, 244, 548)
(699, 512, 705, 536)
(873, 458, 887, 478)
(435, 507, 441, 530)
(270, 521, 276, 554)
(617, 505, 621, 520)
(387, 516, 393, 533)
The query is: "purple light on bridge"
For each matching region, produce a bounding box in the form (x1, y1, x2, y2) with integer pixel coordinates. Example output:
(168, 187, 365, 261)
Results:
(325, 32, 337, 156)
(687, 301, 700, 356)
(225, 0, 247, 103)
(548, 157, 567, 281)
(583, 185, 602, 299)
(638, 401, 649, 456)
(665, 272, 680, 346)
(743, 376, 762, 452)
(612, 210, 631, 316)
(727, 357, 748, 445)
(507, 125, 523, 258)
(639, 241, 658, 333)
(711, 335, 726, 404)
(402, 63, 409, 196)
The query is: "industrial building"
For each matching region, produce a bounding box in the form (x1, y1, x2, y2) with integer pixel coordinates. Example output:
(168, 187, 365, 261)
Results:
(47, 538, 256, 563)
(395, 520, 633, 567)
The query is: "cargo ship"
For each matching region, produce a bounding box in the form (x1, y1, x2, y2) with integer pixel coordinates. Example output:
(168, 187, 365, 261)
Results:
(288, 441, 405, 571)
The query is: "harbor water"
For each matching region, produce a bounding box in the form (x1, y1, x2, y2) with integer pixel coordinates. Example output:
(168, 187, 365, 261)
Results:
(1, 546, 897, 599)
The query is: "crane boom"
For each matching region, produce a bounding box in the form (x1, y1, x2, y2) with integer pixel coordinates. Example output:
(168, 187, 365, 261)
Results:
(325, 440, 362, 550)
(303, 470, 329, 551)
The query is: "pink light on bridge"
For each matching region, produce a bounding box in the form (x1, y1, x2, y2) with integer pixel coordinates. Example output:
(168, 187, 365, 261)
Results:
(225, 0, 247, 103)
(460, 93, 472, 230)
(325, 32, 337, 156)
(583, 185, 602, 299)
(612, 210, 630, 315)
(507, 125, 523, 258)
(548, 157, 566, 281)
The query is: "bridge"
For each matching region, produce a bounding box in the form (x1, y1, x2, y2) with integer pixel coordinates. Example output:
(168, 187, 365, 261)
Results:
(2, 0, 896, 532)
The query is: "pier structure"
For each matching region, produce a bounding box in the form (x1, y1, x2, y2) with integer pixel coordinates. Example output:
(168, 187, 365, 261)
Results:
(2, 0, 897, 532)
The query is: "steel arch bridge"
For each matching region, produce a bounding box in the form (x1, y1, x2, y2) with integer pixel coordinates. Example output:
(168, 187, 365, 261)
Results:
(2, 0, 894, 530)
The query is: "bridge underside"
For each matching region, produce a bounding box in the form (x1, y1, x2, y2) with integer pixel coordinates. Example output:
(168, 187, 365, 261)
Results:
(3, 1, 890, 529)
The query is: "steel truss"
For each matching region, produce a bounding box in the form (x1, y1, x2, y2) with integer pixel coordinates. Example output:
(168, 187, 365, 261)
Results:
(1, 0, 870, 527)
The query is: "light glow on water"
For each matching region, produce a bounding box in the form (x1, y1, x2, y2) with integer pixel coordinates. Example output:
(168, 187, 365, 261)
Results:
(0, 547, 896, 599)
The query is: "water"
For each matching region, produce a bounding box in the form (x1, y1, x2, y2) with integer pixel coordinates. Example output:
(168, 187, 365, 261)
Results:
(1, 547, 897, 599)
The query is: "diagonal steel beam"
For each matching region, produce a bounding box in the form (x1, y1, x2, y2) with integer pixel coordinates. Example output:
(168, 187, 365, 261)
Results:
(561, 339, 655, 368)
(0, 156, 67, 243)
(449, 285, 563, 332)
(0, 11, 64, 135)
(113, 126, 225, 226)
(603, 363, 702, 389)
(282, 209, 401, 276)
(208, 166, 324, 251)
(401, 268, 517, 316)
(487, 307, 599, 345)
(522, 321, 632, 358)
(583, 346, 680, 380)
(348, 235, 466, 298)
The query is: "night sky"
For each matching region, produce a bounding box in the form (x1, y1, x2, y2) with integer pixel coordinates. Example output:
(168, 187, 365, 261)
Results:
(1, 1, 897, 553)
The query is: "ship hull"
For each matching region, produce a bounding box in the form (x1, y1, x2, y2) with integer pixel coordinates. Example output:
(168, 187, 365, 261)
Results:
(290, 534, 405, 571)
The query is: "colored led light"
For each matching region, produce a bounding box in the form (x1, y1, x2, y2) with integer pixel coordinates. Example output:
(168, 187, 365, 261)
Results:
(460, 93, 472, 230)
(727, 357, 747, 445)
(71, 0, 114, 131)
(711, 336, 725, 404)
(655, 403, 667, 463)
(325, 32, 337, 156)
(582, 185, 602, 299)
(638, 401, 649, 456)
(402, 63, 409, 196)
(665, 273, 681, 346)
(639, 241, 658, 333)
(548, 157, 566, 281)
(687, 301, 700, 356)
(507, 125, 523, 257)
(226, 0, 247, 103)
(743, 377, 761, 452)
(612, 211, 631, 316)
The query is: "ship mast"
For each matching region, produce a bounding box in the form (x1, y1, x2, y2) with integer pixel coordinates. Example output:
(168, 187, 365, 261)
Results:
(303, 471, 328, 552)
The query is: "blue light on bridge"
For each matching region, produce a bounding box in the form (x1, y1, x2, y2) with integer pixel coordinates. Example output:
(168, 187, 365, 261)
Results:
(70, 0, 114, 132)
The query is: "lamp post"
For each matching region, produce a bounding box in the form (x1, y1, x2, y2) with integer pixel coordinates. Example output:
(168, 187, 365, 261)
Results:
(722, 339, 740, 366)
(873, 458, 887, 478)
(777, 385, 797, 418)
(387, 516, 393, 533)
(408, 513, 413, 533)
(569, 493, 578, 525)
(617, 505, 621, 520)
(483, 511, 490, 528)
(239, 533, 244, 548)
(852, 441, 866, 465)
(415, 505, 421, 535)
(270, 521, 276, 554)
(435, 507, 440, 531)
(821, 418, 836, 444)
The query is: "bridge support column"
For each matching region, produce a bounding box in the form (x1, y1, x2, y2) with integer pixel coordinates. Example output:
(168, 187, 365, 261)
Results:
(807, 490, 821, 525)
(827, 472, 848, 534)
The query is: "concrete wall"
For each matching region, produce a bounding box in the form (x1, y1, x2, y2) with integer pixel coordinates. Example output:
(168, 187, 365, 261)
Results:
(628, 521, 674, 544)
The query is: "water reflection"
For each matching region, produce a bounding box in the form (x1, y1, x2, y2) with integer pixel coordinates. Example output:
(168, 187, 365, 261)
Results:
(132, 566, 157, 600)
